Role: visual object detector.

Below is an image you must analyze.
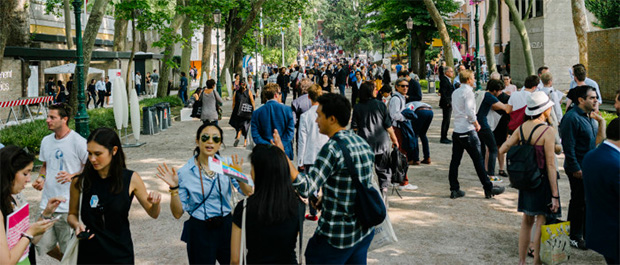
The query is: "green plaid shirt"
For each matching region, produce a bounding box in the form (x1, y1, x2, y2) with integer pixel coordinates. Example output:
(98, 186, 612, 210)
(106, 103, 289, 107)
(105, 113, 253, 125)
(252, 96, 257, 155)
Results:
(293, 130, 374, 249)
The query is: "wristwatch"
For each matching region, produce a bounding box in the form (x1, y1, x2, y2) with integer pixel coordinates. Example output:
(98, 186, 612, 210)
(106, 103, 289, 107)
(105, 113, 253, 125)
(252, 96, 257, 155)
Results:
(21, 232, 33, 243)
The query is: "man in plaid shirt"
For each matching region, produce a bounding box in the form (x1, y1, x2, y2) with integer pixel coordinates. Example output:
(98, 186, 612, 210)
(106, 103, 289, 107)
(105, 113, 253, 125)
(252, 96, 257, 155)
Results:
(273, 93, 375, 264)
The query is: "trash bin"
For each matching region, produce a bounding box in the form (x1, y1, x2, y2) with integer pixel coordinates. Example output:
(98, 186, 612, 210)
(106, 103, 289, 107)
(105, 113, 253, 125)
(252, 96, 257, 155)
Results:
(142, 106, 160, 135)
(153, 103, 166, 131)
(162, 102, 172, 127)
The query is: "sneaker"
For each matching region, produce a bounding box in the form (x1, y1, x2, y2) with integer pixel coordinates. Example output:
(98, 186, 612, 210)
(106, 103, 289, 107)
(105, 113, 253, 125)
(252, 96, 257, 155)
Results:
(233, 139, 240, 147)
(440, 139, 452, 144)
(305, 214, 318, 221)
(485, 185, 505, 198)
(489, 175, 503, 183)
(450, 190, 466, 199)
(570, 238, 588, 250)
(400, 184, 419, 191)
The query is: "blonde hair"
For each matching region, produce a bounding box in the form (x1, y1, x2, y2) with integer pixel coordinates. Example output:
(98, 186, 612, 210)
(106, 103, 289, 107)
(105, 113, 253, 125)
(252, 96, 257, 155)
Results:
(541, 72, 553, 86)
(307, 84, 323, 102)
(459, 69, 474, 84)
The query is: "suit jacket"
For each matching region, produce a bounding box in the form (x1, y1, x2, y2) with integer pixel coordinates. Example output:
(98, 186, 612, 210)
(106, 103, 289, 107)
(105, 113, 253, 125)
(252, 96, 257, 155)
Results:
(251, 100, 296, 159)
(582, 142, 620, 260)
(406, 78, 423, 103)
(438, 75, 454, 109)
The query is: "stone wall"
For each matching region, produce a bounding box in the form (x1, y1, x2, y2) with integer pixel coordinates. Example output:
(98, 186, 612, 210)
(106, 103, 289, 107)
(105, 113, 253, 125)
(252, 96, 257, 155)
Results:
(587, 27, 620, 102)
(510, 17, 545, 86)
(0, 58, 26, 124)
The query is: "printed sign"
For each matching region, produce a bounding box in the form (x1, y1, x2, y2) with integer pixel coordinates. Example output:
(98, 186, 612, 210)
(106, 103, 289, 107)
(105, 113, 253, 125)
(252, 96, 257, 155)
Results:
(6, 203, 30, 262)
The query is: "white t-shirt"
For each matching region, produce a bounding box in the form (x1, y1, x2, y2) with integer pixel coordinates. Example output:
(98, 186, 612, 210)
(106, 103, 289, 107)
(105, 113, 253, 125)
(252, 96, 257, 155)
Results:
(508, 90, 532, 110)
(39, 130, 87, 212)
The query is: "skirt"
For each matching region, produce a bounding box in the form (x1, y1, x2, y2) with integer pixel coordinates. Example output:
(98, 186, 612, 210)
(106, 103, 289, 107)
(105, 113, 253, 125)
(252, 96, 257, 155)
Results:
(517, 172, 562, 219)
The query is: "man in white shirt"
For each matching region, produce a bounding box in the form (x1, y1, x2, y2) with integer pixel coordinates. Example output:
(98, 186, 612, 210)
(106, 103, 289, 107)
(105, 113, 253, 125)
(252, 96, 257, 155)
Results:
(508, 75, 539, 111)
(297, 84, 328, 221)
(539, 72, 564, 122)
(448, 69, 505, 199)
(95, 77, 106, 108)
(568, 64, 602, 106)
(536, 66, 549, 90)
(32, 103, 87, 260)
(135, 71, 142, 95)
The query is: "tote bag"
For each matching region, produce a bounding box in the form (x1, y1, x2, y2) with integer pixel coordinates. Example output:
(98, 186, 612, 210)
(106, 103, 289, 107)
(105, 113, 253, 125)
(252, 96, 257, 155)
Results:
(540, 221, 571, 265)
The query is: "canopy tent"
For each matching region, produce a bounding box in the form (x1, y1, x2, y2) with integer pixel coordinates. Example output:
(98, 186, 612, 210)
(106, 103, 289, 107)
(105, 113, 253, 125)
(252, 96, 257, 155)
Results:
(43, 63, 105, 75)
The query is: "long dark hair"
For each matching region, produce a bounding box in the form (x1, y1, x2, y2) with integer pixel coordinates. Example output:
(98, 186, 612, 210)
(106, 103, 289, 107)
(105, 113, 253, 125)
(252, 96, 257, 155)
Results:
(0, 145, 34, 219)
(193, 122, 224, 157)
(249, 144, 298, 225)
(75, 128, 126, 194)
(358, 81, 377, 103)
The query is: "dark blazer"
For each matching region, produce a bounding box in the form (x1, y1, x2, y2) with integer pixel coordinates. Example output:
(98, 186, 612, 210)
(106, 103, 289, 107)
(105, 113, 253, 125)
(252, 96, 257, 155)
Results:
(438, 75, 454, 109)
(582, 142, 620, 261)
(382, 69, 391, 86)
(406, 78, 422, 103)
(251, 100, 296, 159)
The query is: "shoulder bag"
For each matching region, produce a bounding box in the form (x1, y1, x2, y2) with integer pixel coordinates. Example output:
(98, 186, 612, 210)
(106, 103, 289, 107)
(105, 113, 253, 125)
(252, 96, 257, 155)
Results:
(60, 183, 83, 265)
(506, 123, 547, 190)
(334, 138, 386, 228)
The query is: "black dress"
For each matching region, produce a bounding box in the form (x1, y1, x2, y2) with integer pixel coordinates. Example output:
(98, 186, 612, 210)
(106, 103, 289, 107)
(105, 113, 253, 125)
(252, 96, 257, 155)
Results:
(57, 84, 66, 103)
(78, 170, 135, 264)
(229, 89, 252, 138)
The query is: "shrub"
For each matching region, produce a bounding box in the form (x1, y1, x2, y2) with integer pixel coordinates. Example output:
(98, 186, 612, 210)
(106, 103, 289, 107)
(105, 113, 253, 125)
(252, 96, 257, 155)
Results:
(139, 96, 183, 109)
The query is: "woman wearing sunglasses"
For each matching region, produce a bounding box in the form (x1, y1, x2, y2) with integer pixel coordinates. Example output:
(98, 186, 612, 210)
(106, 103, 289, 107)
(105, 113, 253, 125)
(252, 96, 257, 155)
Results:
(156, 122, 253, 264)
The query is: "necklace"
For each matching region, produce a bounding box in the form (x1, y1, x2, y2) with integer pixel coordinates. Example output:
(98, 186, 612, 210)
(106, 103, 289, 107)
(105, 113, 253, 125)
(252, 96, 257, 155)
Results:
(196, 159, 216, 179)
(55, 129, 71, 140)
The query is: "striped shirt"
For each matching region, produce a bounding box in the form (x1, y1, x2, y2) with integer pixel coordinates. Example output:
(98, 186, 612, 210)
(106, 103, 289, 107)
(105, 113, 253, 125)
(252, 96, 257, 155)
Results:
(292, 130, 374, 249)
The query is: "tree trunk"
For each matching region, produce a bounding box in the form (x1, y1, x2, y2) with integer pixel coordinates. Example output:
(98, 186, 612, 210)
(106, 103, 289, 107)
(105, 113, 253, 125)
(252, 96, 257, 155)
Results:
(156, 14, 184, 98)
(221, 0, 267, 75)
(139, 30, 148, 52)
(422, 0, 454, 69)
(113, 17, 128, 51)
(0, 0, 17, 73)
(234, 45, 243, 75)
(571, 0, 588, 67)
(483, 0, 498, 74)
(504, 0, 535, 75)
(82, 0, 111, 90)
(180, 15, 191, 103)
(126, 13, 137, 93)
(63, 0, 74, 50)
(199, 18, 212, 85)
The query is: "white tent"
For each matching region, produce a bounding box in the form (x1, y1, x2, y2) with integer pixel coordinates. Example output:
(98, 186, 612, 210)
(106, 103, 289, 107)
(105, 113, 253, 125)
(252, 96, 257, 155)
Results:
(43, 63, 106, 75)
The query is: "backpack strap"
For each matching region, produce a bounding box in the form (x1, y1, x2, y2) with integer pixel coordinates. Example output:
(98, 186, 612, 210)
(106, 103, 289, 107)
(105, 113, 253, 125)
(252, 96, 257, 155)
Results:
(526, 123, 546, 144)
(533, 125, 551, 145)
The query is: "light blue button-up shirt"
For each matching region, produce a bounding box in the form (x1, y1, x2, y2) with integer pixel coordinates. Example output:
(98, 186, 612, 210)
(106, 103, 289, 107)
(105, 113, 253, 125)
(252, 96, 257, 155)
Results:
(177, 155, 244, 220)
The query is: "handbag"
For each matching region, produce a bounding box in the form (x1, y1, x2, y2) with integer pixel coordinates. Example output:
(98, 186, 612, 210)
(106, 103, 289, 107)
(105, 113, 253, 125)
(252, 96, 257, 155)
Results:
(540, 221, 571, 265)
(368, 172, 397, 251)
(239, 199, 248, 265)
(237, 90, 253, 119)
(191, 92, 203, 118)
(334, 138, 386, 229)
(60, 184, 83, 265)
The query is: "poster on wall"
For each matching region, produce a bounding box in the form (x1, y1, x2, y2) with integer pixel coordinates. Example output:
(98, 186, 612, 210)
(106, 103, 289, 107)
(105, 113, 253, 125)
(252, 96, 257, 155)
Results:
(108, 69, 122, 80)
(28, 66, 39, 98)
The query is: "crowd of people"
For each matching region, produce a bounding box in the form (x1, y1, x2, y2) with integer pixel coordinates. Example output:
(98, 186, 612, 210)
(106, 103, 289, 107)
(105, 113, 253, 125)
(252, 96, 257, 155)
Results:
(1, 53, 618, 265)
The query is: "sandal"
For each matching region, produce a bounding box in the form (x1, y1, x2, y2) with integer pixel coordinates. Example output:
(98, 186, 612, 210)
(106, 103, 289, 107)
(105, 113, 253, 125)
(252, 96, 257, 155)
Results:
(527, 247, 534, 257)
(498, 170, 508, 177)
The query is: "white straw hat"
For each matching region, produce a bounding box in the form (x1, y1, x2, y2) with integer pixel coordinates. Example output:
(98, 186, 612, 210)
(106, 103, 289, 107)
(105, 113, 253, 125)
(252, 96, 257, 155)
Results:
(525, 91, 555, 116)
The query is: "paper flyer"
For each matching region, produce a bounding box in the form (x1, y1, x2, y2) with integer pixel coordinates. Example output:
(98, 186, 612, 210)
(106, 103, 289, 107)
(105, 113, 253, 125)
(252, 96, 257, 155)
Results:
(210, 156, 253, 186)
(6, 203, 30, 262)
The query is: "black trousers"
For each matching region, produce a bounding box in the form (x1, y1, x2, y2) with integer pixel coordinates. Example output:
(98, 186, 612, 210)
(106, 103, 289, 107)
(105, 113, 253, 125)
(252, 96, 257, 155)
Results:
(375, 151, 392, 189)
(351, 88, 359, 107)
(440, 107, 452, 140)
(181, 215, 232, 265)
(97, 91, 106, 107)
(567, 172, 586, 239)
(448, 131, 492, 192)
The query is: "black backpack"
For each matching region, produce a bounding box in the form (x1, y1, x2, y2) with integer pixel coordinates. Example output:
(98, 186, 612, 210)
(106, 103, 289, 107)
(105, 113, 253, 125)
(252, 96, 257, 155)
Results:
(390, 148, 407, 184)
(334, 138, 386, 229)
(506, 123, 547, 190)
(190, 92, 203, 118)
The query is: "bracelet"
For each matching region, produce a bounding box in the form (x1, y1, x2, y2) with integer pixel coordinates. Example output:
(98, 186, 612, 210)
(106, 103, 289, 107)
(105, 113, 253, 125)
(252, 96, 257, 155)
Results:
(552, 196, 560, 199)
(41, 213, 54, 220)
(40, 174, 46, 179)
(169, 190, 179, 196)
(21, 232, 33, 243)
(169, 185, 179, 190)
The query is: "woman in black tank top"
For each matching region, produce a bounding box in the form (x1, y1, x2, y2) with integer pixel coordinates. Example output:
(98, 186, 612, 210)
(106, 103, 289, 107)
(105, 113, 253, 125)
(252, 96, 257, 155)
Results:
(67, 128, 161, 264)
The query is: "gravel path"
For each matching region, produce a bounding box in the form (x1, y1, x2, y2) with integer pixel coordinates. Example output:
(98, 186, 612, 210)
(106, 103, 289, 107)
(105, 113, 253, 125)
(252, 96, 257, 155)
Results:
(23, 92, 605, 264)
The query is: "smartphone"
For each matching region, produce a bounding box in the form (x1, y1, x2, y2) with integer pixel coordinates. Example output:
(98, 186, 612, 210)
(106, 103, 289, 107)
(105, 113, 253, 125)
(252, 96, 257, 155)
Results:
(77, 231, 91, 240)
(51, 216, 62, 221)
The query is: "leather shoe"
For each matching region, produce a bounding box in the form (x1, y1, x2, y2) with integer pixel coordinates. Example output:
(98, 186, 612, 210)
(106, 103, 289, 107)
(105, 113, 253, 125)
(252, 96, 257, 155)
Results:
(421, 158, 431, 164)
(408, 160, 421, 166)
(440, 139, 452, 144)
(450, 190, 465, 199)
(485, 185, 505, 198)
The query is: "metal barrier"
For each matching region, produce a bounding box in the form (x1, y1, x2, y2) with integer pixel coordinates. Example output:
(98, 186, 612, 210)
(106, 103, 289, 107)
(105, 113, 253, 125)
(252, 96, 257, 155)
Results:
(0, 96, 54, 128)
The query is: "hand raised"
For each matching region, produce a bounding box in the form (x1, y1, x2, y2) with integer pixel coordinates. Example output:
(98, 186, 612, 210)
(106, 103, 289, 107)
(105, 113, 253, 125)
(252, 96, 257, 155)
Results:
(231, 154, 243, 171)
(155, 163, 178, 188)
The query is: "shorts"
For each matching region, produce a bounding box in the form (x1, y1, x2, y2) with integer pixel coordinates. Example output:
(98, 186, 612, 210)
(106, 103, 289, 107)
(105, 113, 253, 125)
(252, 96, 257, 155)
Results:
(35, 213, 72, 254)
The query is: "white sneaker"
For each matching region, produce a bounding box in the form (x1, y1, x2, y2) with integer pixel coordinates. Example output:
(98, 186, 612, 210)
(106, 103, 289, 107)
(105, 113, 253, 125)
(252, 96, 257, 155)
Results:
(399, 184, 419, 191)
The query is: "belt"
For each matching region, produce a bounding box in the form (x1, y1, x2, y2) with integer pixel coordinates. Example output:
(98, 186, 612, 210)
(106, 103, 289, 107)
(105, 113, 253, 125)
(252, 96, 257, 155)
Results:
(417, 107, 432, 111)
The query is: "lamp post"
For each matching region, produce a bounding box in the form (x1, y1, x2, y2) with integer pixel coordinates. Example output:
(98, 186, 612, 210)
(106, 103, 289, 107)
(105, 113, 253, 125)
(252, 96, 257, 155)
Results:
(474, 3, 482, 90)
(214, 9, 222, 96)
(406, 17, 413, 72)
(72, 0, 88, 138)
(254, 28, 259, 92)
(380, 31, 385, 60)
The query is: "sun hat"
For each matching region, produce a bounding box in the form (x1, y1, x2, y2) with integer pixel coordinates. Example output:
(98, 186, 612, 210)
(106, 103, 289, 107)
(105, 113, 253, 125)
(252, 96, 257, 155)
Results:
(525, 91, 555, 116)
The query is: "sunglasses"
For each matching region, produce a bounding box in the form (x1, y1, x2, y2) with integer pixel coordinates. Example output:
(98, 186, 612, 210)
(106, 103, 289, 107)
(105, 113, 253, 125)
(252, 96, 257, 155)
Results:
(397, 84, 408, 87)
(201, 134, 222, 143)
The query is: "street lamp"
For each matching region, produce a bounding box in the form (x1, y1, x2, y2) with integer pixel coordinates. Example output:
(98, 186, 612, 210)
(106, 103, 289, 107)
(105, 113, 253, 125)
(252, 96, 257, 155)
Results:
(253, 28, 259, 92)
(380, 31, 385, 60)
(406, 17, 413, 72)
(72, 0, 89, 138)
(214, 9, 222, 96)
(474, 2, 482, 90)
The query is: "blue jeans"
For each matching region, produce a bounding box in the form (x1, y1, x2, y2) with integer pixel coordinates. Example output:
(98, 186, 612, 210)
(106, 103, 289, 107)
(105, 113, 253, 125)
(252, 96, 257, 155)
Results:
(477, 127, 497, 176)
(305, 231, 374, 265)
(304, 165, 318, 216)
(338, 84, 346, 96)
(179, 87, 187, 105)
(448, 130, 492, 191)
(281, 91, 288, 105)
(411, 109, 433, 161)
(136, 84, 142, 95)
